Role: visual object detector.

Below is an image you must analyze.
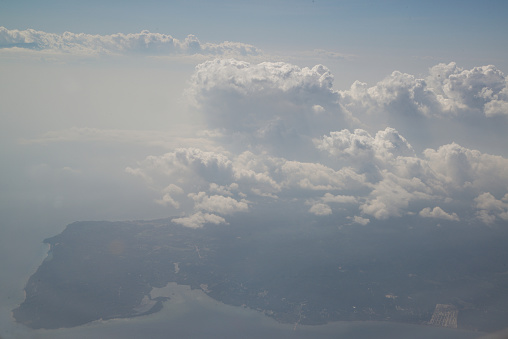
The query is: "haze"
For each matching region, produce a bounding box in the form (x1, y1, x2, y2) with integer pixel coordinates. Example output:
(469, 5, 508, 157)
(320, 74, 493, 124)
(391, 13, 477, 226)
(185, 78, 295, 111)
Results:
(1, 1, 508, 338)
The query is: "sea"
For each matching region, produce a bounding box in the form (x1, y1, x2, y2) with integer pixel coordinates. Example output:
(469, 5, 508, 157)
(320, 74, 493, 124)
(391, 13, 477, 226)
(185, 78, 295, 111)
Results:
(3, 276, 486, 339)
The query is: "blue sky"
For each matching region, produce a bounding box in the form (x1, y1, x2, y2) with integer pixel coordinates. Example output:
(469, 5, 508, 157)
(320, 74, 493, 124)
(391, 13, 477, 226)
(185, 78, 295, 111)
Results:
(2, 0, 507, 58)
(2, 0, 507, 89)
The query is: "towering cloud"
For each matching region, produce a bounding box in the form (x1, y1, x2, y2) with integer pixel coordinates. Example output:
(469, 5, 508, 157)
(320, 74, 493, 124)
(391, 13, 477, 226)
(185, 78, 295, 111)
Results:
(341, 62, 508, 119)
(102, 58, 508, 227)
(187, 58, 355, 158)
(423, 143, 508, 196)
(340, 62, 508, 154)
(427, 63, 508, 117)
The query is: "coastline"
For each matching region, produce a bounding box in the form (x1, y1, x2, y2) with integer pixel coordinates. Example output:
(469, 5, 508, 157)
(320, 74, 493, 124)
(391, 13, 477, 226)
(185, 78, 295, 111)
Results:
(21, 281, 485, 339)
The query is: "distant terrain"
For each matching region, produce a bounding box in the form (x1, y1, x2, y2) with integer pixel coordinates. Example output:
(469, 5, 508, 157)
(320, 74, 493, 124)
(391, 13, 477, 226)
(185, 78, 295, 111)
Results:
(13, 216, 508, 332)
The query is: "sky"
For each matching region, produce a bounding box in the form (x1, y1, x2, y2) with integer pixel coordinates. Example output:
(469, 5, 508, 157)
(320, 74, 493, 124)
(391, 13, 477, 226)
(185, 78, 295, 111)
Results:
(1, 0, 508, 337)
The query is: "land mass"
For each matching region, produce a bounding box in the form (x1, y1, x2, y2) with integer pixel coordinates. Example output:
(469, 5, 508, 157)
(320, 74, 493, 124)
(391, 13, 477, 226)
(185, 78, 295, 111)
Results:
(13, 216, 508, 332)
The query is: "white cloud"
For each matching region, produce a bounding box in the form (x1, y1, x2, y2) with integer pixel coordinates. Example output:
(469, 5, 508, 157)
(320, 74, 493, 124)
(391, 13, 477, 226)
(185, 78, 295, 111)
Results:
(155, 184, 184, 208)
(136, 148, 233, 183)
(0, 27, 262, 58)
(360, 173, 433, 220)
(231, 152, 282, 195)
(340, 72, 440, 121)
(315, 127, 417, 184)
(189, 59, 334, 97)
(209, 183, 238, 196)
(338, 63, 508, 156)
(419, 207, 460, 221)
(315, 127, 414, 164)
(341, 62, 508, 120)
(427, 63, 508, 116)
(280, 161, 366, 191)
(127, 134, 508, 224)
(118, 59, 508, 226)
(172, 212, 227, 228)
(423, 143, 508, 195)
(156, 193, 180, 208)
(315, 127, 508, 220)
(474, 193, 508, 224)
(187, 58, 508, 157)
(320, 193, 357, 204)
(484, 93, 508, 117)
(306, 193, 358, 216)
(315, 128, 378, 160)
(312, 104, 325, 114)
(308, 203, 332, 216)
(190, 192, 249, 215)
(187, 58, 357, 157)
(352, 216, 370, 225)
(127, 146, 367, 206)
(125, 148, 238, 211)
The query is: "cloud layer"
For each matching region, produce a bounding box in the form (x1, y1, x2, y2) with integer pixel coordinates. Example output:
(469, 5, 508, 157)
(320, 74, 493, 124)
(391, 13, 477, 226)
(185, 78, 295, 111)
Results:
(0, 27, 261, 57)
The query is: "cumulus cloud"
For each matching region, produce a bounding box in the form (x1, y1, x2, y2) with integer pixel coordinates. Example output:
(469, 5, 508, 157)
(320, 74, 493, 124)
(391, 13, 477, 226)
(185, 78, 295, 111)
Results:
(423, 143, 508, 195)
(0, 27, 262, 58)
(419, 207, 460, 221)
(127, 147, 366, 210)
(320, 193, 358, 204)
(341, 62, 508, 120)
(315, 127, 415, 180)
(340, 73, 437, 130)
(187, 58, 357, 158)
(127, 131, 508, 226)
(484, 91, 508, 117)
(189, 59, 334, 98)
(121, 59, 508, 227)
(136, 143, 507, 224)
(172, 212, 227, 228)
(359, 173, 434, 220)
(308, 203, 332, 216)
(209, 183, 239, 196)
(279, 161, 365, 191)
(187, 58, 508, 157)
(339, 62, 508, 154)
(155, 184, 184, 208)
(128, 148, 234, 185)
(342, 71, 439, 119)
(190, 192, 249, 215)
(474, 193, 508, 224)
(306, 193, 358, 216)
(315, 126, 508, 221)
(427, 63, 508, 116)
(352, 216, 370, 226)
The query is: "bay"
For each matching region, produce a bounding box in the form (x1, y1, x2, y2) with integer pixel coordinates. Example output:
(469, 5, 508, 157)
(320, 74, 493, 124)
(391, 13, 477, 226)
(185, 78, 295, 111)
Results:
(18, 283, 483, 339)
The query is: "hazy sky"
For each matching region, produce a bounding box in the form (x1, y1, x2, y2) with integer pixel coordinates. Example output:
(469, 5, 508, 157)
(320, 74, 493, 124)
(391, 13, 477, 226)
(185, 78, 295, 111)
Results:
(1, 1, 508, 336)
(1, 0, 507, 230)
